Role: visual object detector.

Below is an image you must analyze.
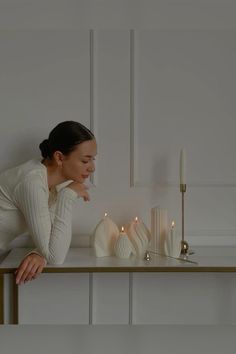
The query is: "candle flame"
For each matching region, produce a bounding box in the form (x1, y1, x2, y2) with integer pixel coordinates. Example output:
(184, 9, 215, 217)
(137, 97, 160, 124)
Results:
(121, 226, 125, 232)
(135, 216, 138, 222)
(171, 221, 175, 228)
(104, 212, 108, 217)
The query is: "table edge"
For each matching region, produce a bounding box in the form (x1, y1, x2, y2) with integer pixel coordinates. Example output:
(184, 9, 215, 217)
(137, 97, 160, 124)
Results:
(2, 266, 236, 273)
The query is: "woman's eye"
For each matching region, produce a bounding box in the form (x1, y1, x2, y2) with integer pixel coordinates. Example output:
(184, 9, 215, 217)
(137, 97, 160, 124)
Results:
(82, 158, 96, 164)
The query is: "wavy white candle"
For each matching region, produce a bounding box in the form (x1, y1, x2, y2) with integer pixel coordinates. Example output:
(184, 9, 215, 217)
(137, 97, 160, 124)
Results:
(126, 217, 151, 258)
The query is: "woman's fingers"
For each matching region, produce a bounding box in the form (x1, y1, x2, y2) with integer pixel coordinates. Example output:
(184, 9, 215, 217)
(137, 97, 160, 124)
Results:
(25, 263, 38, 282)
(19, 262, 35, 284)
(15, 254, 46, 285)
(33, 265, 44, 279)
(83, 194, 90, 201)
(67, 182, 90, 201)
(15, 258, 30, 284)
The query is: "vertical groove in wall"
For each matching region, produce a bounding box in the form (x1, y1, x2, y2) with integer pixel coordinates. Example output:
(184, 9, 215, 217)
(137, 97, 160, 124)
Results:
(90, 30, 94, 134)
(89, 273, 93, 325)
(129, 272, 133, 324)
(89, 29, 98, 187)
(130, 30, 136, 188)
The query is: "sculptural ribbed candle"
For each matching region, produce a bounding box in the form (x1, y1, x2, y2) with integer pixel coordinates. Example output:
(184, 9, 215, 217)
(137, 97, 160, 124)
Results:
(92, 213, 119, 257)
(135, 217, 151, 243)
(126, 217, 151, 258)
(114, 226, 134, 259)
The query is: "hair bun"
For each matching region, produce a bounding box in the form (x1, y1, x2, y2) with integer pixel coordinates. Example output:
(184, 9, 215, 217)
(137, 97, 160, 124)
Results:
(39, 121, 95, 160)
(39, 139, 51, 158)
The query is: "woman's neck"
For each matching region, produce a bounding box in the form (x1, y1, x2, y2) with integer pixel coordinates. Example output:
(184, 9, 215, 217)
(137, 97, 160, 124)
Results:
(41, 158, 67, 190)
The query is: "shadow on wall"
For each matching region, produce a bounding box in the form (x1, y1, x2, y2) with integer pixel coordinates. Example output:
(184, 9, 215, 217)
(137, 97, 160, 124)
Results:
(152, 155, 168, 185)
(150, 155, 169, 205)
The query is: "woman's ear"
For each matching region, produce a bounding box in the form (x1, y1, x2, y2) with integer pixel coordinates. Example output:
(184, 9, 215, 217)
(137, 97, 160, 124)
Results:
(53, 151, 64, 167)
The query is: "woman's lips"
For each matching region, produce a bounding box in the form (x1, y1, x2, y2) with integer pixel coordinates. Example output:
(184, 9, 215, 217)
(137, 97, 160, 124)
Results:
(82, 175, 89, 178)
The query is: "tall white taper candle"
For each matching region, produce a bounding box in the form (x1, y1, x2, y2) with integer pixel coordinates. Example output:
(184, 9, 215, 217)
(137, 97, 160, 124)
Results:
(180, 149, 186, 185)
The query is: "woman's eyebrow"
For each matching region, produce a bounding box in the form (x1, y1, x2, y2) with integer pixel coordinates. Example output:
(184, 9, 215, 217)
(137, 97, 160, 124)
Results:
(83, 154, 97, 158)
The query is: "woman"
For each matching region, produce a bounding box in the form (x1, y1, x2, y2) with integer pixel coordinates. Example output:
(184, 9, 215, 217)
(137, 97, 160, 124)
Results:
(0, 121, 97, 285)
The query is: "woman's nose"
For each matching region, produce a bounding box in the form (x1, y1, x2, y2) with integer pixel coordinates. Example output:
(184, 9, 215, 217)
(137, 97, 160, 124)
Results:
(88, 162, 95, 173)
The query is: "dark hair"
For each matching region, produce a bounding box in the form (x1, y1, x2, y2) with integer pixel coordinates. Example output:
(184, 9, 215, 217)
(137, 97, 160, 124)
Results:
(39, 121, 95, 159)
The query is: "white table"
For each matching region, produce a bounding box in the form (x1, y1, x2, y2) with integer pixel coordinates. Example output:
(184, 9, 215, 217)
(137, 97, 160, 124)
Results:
(1, 247, 236, 324)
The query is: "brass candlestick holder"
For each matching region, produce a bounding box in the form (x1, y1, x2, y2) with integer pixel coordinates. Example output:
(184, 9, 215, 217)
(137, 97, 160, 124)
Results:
(180, 183, 189, 256)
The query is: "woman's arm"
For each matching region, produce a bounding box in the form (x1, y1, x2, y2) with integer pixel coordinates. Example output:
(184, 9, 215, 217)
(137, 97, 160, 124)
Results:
(13, 176, 78, 265)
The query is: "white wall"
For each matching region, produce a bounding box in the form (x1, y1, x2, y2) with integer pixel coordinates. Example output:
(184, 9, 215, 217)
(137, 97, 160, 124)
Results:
(1, 28, 236, 247)
(1, 0, 236, 352)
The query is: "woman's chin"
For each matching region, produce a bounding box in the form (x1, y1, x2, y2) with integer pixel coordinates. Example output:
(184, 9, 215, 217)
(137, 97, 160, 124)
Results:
(79, 177, 86, 182)
(72, 176, 88, 183)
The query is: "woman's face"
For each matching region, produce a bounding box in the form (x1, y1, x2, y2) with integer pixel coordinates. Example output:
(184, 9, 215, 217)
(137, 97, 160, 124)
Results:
(61, 139, 97, 183)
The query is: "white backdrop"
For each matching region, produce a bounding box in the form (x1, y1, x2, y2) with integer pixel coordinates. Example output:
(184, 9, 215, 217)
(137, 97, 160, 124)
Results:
(1, 0, 236, 352)
(1, 29, 236, 247)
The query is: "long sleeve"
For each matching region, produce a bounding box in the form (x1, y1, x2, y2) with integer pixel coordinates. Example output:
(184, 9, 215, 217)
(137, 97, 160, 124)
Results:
(13, 176, 78, 265)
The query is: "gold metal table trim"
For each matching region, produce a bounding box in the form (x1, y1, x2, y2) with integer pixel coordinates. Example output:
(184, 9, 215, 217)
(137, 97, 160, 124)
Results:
(1, 265, 236, 325)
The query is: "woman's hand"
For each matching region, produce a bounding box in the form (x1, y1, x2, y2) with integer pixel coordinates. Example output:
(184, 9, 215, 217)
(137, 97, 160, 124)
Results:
(67, 182, 90, 201)
(15, 253, 46, 285)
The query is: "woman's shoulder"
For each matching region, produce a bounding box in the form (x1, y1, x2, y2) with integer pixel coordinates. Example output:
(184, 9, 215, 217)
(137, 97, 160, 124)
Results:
(16, 159, 47, 185)
(0, 158, 45, 175)
(0, 158, 47, 191)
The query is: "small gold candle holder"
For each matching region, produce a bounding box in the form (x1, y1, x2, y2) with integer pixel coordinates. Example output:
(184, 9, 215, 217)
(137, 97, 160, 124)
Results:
(144, 250, 151, 261)
(180, 183, 189, 256)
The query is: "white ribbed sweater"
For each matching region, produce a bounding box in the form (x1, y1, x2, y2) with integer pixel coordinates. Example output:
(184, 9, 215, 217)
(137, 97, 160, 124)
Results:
(0, 159, 78, 264)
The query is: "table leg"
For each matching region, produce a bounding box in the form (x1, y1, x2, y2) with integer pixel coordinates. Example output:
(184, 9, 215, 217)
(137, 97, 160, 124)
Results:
(0, 274, 4, 324)
(12, 277, 18, 325)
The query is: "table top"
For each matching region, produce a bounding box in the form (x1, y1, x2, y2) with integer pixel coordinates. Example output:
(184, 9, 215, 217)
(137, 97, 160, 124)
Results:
(1, 246, 236, 273)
